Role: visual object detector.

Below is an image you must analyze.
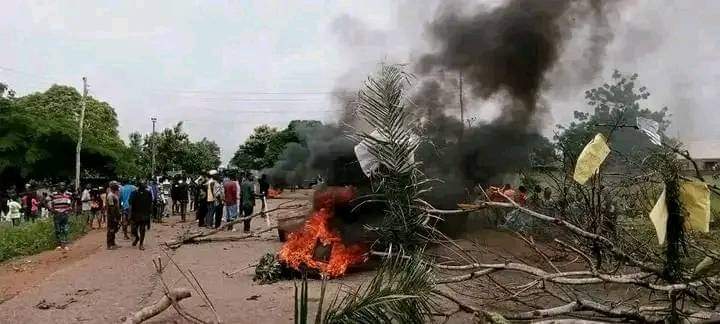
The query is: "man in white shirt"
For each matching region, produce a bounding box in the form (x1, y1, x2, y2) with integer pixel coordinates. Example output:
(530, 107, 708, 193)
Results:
(81, 184, 92, 225)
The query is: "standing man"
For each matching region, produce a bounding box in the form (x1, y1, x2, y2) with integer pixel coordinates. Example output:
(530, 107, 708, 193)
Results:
(177, 179, 189, 222)
(49, 185, 73, 251)
(129, 181, 153, 250)
(205, 170, 218, 229)
(240, 173, 256, 233)
(223, 174, 239, 231)
(258, 174, 270, 226)
(195, 176, 208, 227)
(106, 182, 121, 249)
(171, 178, 180, 216)
(119, 180, 137, 240)
(81, 184, 92, 225)
(213, 175, 225, 228)
(7, 195, 22, 226)
(148, 179, 159, 223)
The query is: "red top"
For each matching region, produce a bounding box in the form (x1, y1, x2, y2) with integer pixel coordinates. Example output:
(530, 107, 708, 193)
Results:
(224, 181, 238, 206)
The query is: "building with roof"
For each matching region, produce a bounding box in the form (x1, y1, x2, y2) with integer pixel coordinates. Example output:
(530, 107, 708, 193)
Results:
(681, 141, 720, 172)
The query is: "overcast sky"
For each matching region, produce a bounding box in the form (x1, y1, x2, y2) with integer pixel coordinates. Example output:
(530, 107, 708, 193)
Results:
(1, 0, 719, 163)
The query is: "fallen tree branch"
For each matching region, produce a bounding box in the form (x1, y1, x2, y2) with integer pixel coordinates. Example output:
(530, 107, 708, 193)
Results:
(504, 299, 664, 322)
(123, 288, 192, 324)
(177, 226, 279, 245)
(165, 204, 303, 249)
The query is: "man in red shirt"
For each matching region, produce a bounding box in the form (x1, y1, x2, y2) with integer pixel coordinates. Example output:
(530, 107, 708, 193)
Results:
(224, 174, 239, 231)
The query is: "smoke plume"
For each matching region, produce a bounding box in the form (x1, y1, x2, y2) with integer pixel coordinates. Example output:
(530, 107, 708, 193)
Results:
(267, 0, 618, 209)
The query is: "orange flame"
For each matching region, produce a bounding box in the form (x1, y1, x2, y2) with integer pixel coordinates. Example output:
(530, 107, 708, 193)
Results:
(268, 188, 282, 199)
(278, 187, 367, 277)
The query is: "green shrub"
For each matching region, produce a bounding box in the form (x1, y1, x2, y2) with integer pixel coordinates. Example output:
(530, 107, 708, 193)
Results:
(0, 215, 88, 262)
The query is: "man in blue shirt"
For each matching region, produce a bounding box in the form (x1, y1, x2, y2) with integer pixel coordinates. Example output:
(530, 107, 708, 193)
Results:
(119, 180, 137, 240)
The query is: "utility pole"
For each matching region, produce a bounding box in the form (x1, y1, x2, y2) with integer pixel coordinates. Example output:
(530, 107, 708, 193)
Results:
(74, 77, 88, 193)
(151, 117, 157, 179)
(458, 71, 465, 142)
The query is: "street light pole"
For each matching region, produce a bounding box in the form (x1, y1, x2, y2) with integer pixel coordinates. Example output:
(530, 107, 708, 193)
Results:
(151, 117, 157, 179)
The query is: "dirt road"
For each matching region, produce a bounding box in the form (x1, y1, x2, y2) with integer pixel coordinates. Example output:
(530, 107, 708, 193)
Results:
(0, 193, 320, 324)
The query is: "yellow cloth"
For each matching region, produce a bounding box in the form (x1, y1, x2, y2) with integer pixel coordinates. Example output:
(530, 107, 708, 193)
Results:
(680, 180, 711, 233)
(648, 180, 711, 244)
(573, 133, 610, 185)
(649, 188, 668, 244)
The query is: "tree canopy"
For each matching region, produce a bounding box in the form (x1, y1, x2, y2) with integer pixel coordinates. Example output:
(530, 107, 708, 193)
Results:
(554, 70, 670, 162)
(230, 120, 322, 171)
(0, 83, 222, 189)
(0, 84, 127, 188)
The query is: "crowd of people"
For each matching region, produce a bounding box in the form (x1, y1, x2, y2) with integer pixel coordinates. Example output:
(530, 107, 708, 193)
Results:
(0, 170, 272, 253)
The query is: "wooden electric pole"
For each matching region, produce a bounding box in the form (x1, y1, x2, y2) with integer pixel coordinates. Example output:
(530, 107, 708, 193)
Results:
(74, 77, 88, 193)
(151, 117, 157, 178)
(458, 71, 465, 142)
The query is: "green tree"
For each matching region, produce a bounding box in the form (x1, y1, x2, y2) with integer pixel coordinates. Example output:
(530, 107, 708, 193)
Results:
(180, 138, 221, 175)
(231, 120, 323, 171)
(231, 125, 278, 170)
(555, 70, 670, 162)
(0, 84, 127, 186)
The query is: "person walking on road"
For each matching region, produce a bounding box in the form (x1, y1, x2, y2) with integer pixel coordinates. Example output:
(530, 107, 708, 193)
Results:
(240, 173, 256, 233)
(195, 176, 208, 227)
(106, 182, 121, 249)
(205, 171, 218, 229)
(119, 181, 137, 240)
(223, 174, 239, 231)
(49, 185, 73, 250)
(129, 182, 153, 250)
(177, 179, 189, 222)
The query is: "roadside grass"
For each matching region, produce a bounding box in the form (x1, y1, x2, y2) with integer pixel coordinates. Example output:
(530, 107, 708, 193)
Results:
(0, 216, 88, 263)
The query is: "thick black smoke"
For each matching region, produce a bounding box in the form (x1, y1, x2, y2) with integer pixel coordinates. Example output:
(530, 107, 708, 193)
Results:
(411, 0, 617, 207)
(268, 0, 616, 209)
(418, 0, 613, 127)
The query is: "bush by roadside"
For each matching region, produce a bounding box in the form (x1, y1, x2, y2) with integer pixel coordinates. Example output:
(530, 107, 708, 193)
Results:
(0, 216, 88, 263)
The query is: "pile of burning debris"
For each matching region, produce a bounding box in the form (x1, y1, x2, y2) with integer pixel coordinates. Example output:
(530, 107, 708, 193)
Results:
(255, 186, 371, 282)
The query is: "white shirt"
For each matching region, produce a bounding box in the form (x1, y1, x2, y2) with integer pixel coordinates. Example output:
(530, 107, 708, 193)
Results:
(81, 189, 91, 211)
(7, 201, 22, 219)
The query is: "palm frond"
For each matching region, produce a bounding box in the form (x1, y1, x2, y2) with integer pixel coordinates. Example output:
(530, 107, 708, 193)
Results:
(321, 252, 436, 324)
(349, 64, 438, 249)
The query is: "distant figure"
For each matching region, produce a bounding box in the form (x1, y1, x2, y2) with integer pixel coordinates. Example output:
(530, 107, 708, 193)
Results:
(171, 179, 180, 215)
(129, 182, 153, 250)
(205, 171, 220, 229)
(0, 192, 9, 221)
(212, 175, 225, 229)
(188, 179, 198, 212)
(119, 181, 137, 240)
(21, 185, 39, 223)
(90, 187, 103, 229)
(81, 184, 92, 224)
(224, 174, 239, 231)
(50, 185, 73, 250)
(148, 180, 160, 223)
(7, 196, 22, 226)
(259, 174, 270, 221)
(99, 187, 107, 226)
(177, 179, 189, 222)
(240, 173, 256, 233)
(195, 176, 208, 227)
(106, 182, 121, 249)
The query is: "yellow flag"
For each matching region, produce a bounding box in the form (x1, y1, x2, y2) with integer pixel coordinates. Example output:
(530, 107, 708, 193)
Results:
(573, 133, 610, 185)
(648, 181, 711, 244)
(680, 180, 711, 233)
(649, 188, 668, 244)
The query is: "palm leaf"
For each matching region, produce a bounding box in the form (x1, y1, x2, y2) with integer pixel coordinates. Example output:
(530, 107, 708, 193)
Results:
(321, 252, 436, 324)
